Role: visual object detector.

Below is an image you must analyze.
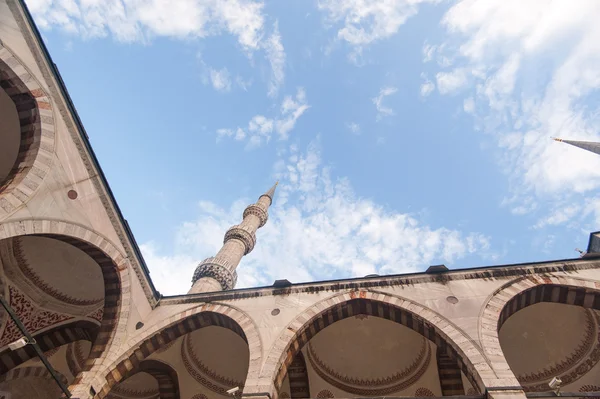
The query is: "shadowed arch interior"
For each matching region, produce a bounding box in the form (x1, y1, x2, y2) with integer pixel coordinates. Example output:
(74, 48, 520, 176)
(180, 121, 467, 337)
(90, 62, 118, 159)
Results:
(0, 234, 122, 377)
(497, 283, 600, 329)
(495, 283, 600, 392)
(98, 311, 248, 399)
(273, 297, 483, 395)
(0, 43, 55, 207)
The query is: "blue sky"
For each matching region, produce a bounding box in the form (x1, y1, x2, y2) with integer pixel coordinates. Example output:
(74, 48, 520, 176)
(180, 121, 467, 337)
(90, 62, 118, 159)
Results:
(28, 0, 600, 295)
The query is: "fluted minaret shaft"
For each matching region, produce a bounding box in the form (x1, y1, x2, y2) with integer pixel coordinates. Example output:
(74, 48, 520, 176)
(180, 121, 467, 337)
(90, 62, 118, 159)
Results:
(189, 183, 277, 293)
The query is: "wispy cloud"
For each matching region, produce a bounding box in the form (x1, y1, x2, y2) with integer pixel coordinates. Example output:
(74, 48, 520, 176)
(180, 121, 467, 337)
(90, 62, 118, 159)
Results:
(428, 0, 600, 230)
(143, 139, 492, 295)
(217, 87, 310, 147)
(372, 86, 397, 121)
(318, 0, 439, 61)
(28, 0, 284, 96)
(347, 122, 360, 134)
(420, 74, 435, 97)
(209, 67, 231, 92)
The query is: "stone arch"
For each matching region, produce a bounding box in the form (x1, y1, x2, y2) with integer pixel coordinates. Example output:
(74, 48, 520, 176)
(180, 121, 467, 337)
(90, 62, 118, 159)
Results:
(95, 303, 261, 399)
(254, 290, 494, 398)
(0, 320, 95, 374)
(479, 275, 600, 379)
(0, 365, 68, 386)
(288, 351, 309, 399)
(0, 219, 129, 381)
(0, 43, 55, 216)
(106, 359, 179, 399)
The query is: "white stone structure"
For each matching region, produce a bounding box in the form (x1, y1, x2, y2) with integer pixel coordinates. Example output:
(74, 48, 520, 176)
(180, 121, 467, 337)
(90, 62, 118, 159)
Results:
(1, 1, 600, 399)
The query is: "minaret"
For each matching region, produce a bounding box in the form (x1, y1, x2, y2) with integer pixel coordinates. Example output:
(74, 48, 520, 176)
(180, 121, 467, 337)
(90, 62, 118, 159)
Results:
(189, 182, 278, 293)
(553, 137, 600, 156)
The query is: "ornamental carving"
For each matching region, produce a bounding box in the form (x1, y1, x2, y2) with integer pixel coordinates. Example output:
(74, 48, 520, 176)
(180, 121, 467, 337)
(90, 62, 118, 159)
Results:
(415, 388, 435, 397)
(0, 285, 72, 348)
(224, 225, 256, 255)
(108, 384, 159, 399)
(520, 310, 600, 392)
(243, 204, 268, 227)
(191, 259, 238, 291)
(181, 334, 244, 395)
(316, 390, 334, 398)
(306, 338, 431, 396)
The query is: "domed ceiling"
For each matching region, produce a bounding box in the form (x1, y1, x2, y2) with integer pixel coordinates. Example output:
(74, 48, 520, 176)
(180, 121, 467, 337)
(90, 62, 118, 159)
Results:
(499, 303, 600, 390)
(305, 316, 433, 395)
(107, 372, 159, 399)
(147, 325, 250, 398)
(0, 236, 104, 349)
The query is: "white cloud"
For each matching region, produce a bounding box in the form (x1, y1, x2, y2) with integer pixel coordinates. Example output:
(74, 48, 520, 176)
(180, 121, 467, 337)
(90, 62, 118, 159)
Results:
(435, 68, 468, 94)
(276, 87, 310, 139)
(420, 73, 435, 97)
(217, 87, 309, 147)
(144, 140, 493, 294)
(28, 0, 285, 95)
(372, 86, 397, 120)
(264, 22, 285, 97)
(347, 122, 360, 134)
(209, 67, 231, 92)
(431, 0, 600, 229)
(318, 0, 438, 59)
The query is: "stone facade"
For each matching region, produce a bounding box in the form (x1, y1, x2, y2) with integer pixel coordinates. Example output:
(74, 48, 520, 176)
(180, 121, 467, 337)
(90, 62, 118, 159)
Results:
(1, 1, 600, 399)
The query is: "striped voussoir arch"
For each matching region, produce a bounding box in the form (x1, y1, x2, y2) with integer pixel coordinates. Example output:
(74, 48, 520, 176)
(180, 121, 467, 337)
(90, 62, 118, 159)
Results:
(258, 290, 489, 398)
(437, 351, 465, 396)
(0, 365, 68, 385)
(0, 233, 122, 374)
(498, 279, 600, 327)
(0, 220, 130, 391)
(96, 304, 261, 399)
(138, 360, 180, 399)
(0, 43, 55, 217)
(0, 321, 95, 374)
(38, 234, 122, 369)
(288, 351, 310, 399)
(480, 275, 600, 377)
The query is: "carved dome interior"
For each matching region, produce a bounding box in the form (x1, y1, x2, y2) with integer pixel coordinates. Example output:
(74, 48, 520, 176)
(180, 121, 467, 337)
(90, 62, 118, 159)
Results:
(278, 315, 474, 398)
(0, 236, 104, 365)
(0, 86, 20, 184)
(499, 302, 600, 392)
(107, 325, 250, 399)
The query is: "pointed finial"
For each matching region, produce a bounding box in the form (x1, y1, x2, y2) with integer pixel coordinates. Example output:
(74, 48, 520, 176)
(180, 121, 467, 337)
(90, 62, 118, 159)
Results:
(263, 181, 278, 203)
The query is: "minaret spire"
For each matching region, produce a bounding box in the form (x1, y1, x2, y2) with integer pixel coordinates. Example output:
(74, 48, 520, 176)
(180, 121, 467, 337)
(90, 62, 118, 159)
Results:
(553, 137, 600, 156)
(189, 182, 278, 293)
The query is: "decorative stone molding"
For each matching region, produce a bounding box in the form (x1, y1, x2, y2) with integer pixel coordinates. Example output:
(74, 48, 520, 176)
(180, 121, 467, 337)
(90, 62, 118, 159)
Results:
(243, 204, 268, 228)
(192, 258, 238, 291)
(0, 42, 55, 218)
(224, 225, 256, 255)
(316, 390, 334, 398)
(415, 388, 435, 397)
